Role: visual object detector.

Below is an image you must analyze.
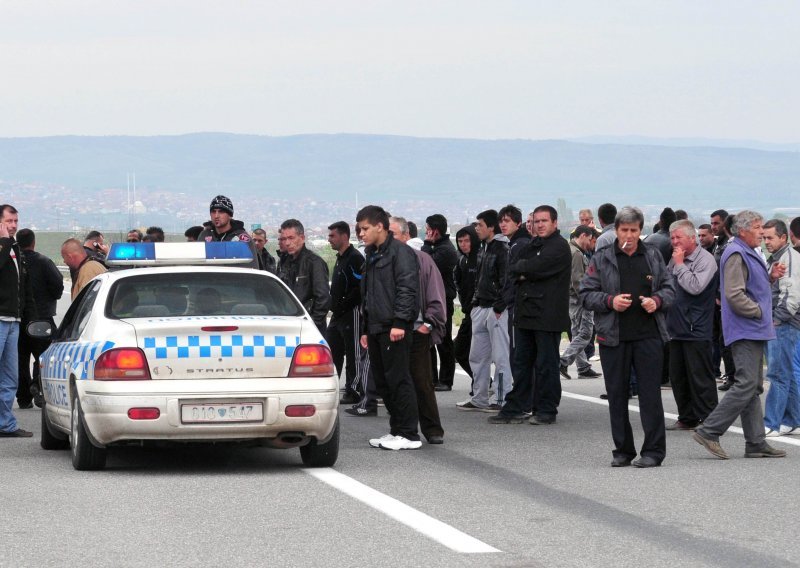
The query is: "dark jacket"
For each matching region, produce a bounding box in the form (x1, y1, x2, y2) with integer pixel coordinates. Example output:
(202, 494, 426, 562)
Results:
(509, 230, 571, 332)
(330, 245, 364, 319)
(21, 249, 63, 319)
(361, 232, 419, 334)
(422, 235, 458, 303)
(472, 236, 509, 314)
(666, 246, 718, 340)
(644, 229, 672, 265)
(257, 248, 277, 274)
(198, 219, 258, 268)
(580, 242, 676, 347)
(278, 245, 331, 331)
(415, 249, 447, 345)
(501, 227, 532, 308)
(0, 238, 36, 321)
(454, 226, 479, 313)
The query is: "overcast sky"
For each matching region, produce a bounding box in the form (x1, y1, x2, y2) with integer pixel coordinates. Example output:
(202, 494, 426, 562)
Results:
(2, 0, 798, 141)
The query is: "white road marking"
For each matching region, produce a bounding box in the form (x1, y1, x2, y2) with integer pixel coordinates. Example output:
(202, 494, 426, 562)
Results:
(454, 368, 800, 447)
(303, 467, 501, 554)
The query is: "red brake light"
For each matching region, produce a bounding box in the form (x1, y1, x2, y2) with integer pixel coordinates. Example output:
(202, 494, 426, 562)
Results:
(128, 408, 160, 420)
(95, 348, 151, 380)
(201, 326, 238, 332)
(285, 405, 316, 417)
(288, 345, 335, 377)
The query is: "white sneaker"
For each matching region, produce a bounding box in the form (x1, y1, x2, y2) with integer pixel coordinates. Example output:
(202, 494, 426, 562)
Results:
(589, 355, 600, 362)
(379, 435, 422, 450)
(369, 434, 396, 448)
(765, 428, 782, 438)
(780, 425, 799, 436)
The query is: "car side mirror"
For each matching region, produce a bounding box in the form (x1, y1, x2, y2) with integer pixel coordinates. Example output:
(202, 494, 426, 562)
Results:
(26, 320, 55, 339)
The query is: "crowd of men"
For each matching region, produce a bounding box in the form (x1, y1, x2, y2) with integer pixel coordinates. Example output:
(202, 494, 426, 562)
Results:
(1, 197, 799, 467)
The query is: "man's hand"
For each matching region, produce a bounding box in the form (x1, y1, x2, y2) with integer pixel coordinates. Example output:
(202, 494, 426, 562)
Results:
(360, 334, 368, 350)
(639, 296, 657, 314)
(770, 262, 787, 282)
(672, 246, 685, 265)
(389, 327, 405, 341)
(0, 222, 8, 238)
(416, 324, 431, 335)
(612, 293, 633, 312)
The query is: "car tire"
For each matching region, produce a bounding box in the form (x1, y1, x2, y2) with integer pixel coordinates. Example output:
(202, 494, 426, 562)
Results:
(41, 403, 69, 450)
(70, 396, 107, 471)
(300, 418, 339, 467)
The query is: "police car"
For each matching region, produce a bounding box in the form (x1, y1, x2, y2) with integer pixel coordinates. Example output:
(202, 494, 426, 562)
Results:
(35, 242, 339, 470)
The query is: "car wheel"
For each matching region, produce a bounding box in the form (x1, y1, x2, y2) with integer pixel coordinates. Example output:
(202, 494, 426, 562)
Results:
(41, 403, 69, 450)
(300, 418, 339, 467)
(70, 396, 107, 471)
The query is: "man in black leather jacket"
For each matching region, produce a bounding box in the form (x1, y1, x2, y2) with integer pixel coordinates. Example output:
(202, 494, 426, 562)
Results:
(277, 219, 331, 334)
(356, 205, 421, 450)
(453, 225, 479, 383)
(197, 195, 258, 269)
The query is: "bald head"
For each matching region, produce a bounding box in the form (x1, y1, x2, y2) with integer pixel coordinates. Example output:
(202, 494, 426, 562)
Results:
(61, 238, 88, 269)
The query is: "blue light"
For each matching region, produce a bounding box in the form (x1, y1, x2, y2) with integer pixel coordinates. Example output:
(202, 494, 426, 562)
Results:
(108, 243, 155, 262)
(205, 241, 252, 259)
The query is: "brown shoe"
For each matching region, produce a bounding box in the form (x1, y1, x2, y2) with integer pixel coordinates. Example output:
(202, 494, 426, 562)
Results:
(692, 432, 729, 460)
(745, 444, 787, 458)
(666, 420, 698, 431)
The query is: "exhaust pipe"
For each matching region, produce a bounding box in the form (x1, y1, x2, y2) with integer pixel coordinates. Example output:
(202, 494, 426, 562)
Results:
(273, 431, 309, 448)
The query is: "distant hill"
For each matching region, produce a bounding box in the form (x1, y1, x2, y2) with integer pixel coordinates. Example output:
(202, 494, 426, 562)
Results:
(1, 133, 798, 228)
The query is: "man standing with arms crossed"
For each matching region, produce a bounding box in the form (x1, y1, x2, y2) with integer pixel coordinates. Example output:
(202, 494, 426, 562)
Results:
(693, 211, 786, 459)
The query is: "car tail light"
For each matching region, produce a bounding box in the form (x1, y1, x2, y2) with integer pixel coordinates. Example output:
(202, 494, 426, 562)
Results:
(288, 345, 335, 377)
(128, 408, 160, 420)
(285, 405, 316, 417)
(95, 348, 152, 380)
(201, 326, 238, 332)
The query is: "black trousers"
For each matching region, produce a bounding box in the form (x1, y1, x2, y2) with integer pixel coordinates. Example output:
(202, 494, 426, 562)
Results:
(430, 301, 456, 387)
(17, 321, 52, 406)
(669, 339, 718, 423)
(367, 331, 419, 441)
(600, 337, 666, 462)
(712, 306, 736, 378)
(326, 309, 360, 397)
(502, 328, 561, 418)
(454, 312, 473, 379)
(411, 332, 444, 439)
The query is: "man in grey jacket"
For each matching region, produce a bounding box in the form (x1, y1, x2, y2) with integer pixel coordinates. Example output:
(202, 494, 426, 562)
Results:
(580, 206, 675, 468)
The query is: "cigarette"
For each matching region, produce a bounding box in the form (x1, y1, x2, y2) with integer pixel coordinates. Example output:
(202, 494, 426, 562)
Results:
(621, 241, 629, 249)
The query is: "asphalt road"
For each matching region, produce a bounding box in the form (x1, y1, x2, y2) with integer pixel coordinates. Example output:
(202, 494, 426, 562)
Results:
(3, 354, 799, 568)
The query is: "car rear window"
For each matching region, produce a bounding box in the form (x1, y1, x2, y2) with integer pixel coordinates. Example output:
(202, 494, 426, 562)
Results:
(106, 272, 304, 318)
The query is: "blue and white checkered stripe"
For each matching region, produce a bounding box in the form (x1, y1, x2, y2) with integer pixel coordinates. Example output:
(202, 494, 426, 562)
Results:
(142, 335, 301, 360)
(42, 341, 116, 380)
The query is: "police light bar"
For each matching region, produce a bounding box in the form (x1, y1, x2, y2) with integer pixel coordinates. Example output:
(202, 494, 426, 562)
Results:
(106, 242, 253, 266)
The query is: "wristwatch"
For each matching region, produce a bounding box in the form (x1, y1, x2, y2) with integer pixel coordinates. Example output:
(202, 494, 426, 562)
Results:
(423, 322, 433, 331)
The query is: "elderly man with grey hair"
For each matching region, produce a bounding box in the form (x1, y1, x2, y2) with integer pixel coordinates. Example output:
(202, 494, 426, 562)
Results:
(580, 206, 675, 467)
(693, 210, 785, 459)
(665, 219, 719, 431)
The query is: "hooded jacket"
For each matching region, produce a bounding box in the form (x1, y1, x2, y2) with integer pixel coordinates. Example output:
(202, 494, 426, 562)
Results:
(422, 234, 458, 302)
(501, 226, 532, 308)
(454, 226, 479, 313)
(472, 234, 509, 314)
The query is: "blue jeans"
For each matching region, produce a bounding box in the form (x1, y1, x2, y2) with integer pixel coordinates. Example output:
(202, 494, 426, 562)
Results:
(0, 321, 20, 433)
(764, 325, 800, 430)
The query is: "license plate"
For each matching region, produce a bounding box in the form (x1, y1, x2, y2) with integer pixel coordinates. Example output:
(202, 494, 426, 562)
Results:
(181, 402, 263, 424)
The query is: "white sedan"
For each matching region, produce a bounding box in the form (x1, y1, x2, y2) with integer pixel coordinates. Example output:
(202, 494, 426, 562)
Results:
(35, 242, 339, 470)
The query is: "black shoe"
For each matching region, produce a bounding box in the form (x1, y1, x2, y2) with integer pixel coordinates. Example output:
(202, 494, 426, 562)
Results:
(427, 435, 444, 444)
(600, 393, 608, 400)
(434, 383, 452, 392)
(577, 368, 602, 378)
(529, 414, 556, 425)
(666, 420, 698, 431)
(632, 456, 661, 468)
(344, 407, 377, 417)
(718, 379, 733, 392)
(611, 456, 632, 467)
(33, 393, 44, 408)
(0, 428, 33, 437)
(559, 365, 572, 380)
(17, 401, 33, 409)
(487, 413, 525, 424)
(339, 393, 361, 405)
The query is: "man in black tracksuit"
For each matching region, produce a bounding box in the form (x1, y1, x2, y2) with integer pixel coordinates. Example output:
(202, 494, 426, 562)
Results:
(498, 204, 532, 366)
(422, 214, 458, 391)
(356, 205, 421, 450)
(278, 219, 331, 334)
(326, 221, 365, 404)
(453, 225, 479, 382)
